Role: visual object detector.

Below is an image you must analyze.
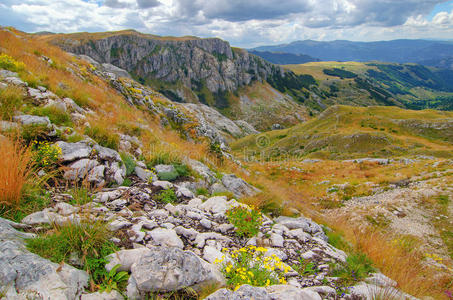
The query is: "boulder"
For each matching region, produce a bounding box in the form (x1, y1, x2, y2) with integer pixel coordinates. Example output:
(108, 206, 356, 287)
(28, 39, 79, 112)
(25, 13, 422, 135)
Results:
(0, 218, 88, 299)
(148, 228, 184, 248)
(81, 290, 123, 300)
(130, 247, 225, 293)
(64, 159, 99, 181)
(56, 141, 93, 162)
(267, 285, 322, 300)
(94, 144, 121, 162)
(134, 166, 155, 182)
(13, 115, 51, 127)
(187, 159, 217, 184)
(105, 248, 152, 272)
(221, 174, 260, 198)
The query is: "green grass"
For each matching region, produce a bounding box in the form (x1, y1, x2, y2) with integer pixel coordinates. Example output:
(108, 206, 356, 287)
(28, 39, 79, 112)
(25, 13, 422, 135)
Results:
(85, 125, 119, 150)
(67, 185, 94, 206)
(27, 105, 73, 127)
(232, 105, 453, 160)
(156, 188, 178, 204)
(26, 220, 119, 292)
(331, 252, 375, 284)
(120, 152, 136, 176)
(0, 189, 51, 222)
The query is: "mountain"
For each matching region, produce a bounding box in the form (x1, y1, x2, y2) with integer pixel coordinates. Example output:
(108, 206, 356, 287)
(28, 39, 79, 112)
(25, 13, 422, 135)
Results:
(39, 30, 316, 130)
(248, 50, 319, 65)
(254, 39, 453, 67)
(285, 61, 453, 112)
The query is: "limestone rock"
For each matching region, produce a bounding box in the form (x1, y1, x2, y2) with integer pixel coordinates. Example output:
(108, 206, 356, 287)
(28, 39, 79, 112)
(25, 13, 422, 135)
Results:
(130, 247, 225, 292)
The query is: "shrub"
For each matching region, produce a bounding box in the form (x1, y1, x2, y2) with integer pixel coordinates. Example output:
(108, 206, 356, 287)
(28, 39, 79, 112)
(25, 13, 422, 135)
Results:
(0, 85, 24, 120)
(120, 152, 136, 176)
(0, 53, 25, 72)
(226, 206, 262, 238)
(26, 220, 119, 292)
(215, 246, 291, 290)
(85, 125, 119, 150)
(98, 264, 129, 294)
(0, 137, 35, 211)
(32, 141, 62, 169)
(156, 188, 178, 204)
(158, 170, 179, 181)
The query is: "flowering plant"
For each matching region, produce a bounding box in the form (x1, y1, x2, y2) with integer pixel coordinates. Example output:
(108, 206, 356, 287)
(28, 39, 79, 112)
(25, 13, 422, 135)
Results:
(226, 206, 262, 238)
(214, 245, 291, 291)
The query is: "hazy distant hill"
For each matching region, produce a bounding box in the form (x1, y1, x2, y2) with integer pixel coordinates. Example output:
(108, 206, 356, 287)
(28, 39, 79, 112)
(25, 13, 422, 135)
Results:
(248, 50, 319, 65)
(254, 39, 453, 68)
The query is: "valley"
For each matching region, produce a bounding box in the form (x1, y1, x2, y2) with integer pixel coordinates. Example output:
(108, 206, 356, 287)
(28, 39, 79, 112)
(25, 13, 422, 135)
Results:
(0, 25, 452, 300)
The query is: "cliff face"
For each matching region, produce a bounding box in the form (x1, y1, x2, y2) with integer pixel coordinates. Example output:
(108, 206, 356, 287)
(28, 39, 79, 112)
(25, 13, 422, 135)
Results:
(52, 32, 284, 95)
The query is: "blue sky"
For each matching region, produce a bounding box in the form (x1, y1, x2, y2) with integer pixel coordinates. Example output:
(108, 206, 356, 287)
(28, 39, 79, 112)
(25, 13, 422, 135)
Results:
(1, 0, 452, 47)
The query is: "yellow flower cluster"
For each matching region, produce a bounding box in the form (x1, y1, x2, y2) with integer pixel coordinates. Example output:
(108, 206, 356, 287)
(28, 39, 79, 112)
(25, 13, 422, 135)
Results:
(0, 53, 26, 72)
(32, 141, 62, 167)
(215, 245, 291, 290)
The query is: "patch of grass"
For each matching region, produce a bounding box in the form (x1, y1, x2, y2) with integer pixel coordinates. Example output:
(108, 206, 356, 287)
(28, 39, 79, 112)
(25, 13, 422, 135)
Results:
(0, 136, 37, 216)
(122, 178, 132, 187)
(196, 187, 210, 197)
(331, 252, 375, 284)
(145, 145, 183, 167)
(365, 213, 391, 228)
(211, 191, 235, 199)
(437, 194, 450, 206)
(320, 198, 344, 209)
(0, 53, 25, 72)
(158, 170, 179, 181)
(0, 85, 24, 120)
(325, 229, 352, 252)
(67, 184, 94, 206)
(156, 188, 178, 204)
(0, 189, 51, 223)
(120, 152, 136, 176)
(28, 105, 72, 126)
(293, 257, 318, 276)
(21, 123, 50, 143)
(85, 125, 119, 150)
(26, 220, 118, 292)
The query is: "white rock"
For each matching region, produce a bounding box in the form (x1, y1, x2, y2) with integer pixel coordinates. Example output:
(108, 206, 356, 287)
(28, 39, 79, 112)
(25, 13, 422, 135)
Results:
(149, 228, 184, 248)
(203, 246, 226, 264)
(200, 218, 212, 229)
(175, 226, 199, 240)
(105, 248, 152, 272)
(199, 196, 228, 214)
(81, 290, 123, 300)
(153, 180, 173, 189)
(270, 233, 284, 247)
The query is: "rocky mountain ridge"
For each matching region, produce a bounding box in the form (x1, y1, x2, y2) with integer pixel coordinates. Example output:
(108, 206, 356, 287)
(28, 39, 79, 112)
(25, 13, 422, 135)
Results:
(47, 31, 285, 101)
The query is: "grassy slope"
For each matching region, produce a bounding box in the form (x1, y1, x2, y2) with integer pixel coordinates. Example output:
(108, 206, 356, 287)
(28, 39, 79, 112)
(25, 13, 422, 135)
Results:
(232, 105, 453, 159)
(286, 61, 453, 111)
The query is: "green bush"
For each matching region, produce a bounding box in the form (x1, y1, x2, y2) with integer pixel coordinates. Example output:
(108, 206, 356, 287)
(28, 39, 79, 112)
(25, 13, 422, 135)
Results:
(196, 187, 210, 197)
(0, 54, 25, 72)
(68, 185, 94, 206)
(21, 124, 50, 143)
(226, 206, 262, 238)
(85, 125, 119, 150)
(293, 257, 318, 276)
(157, 164, 191, 181)
(120, 152, 136, 176)
(32, 141, 62, 170)
(156, 188, 178, 204)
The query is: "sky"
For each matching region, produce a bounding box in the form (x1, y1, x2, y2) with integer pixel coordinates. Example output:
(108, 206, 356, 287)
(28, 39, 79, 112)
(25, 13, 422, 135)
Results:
(0, 0, 452, 48)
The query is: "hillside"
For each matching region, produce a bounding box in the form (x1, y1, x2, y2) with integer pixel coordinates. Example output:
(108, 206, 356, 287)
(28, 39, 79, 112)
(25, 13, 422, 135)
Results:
(286, 61, 453, 112)
(232, 105, 453, 160)
(254, 39, 453, 68)
(1, 26, 452, 300)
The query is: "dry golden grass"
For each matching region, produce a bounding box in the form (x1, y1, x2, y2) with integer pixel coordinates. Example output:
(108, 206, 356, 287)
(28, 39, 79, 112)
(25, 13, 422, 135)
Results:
(328, 220, 452, 299)
(0, 136, 34, 209)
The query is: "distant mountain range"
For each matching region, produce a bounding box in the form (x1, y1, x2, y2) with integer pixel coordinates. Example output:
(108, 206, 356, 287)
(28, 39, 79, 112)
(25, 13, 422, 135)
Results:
(248, 50, 318, 65)
(252, 39, 453, 68)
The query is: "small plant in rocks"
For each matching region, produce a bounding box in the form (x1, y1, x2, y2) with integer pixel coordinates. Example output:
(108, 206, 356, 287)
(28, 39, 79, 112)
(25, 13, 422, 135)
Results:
(156, 188, 178, 204)
(97, 264, 129, 294)
(215, 245, 291, 291)
(226, 206, 262, 238)
(293, 257, 318, 276)
(32, 141, 62, 169)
